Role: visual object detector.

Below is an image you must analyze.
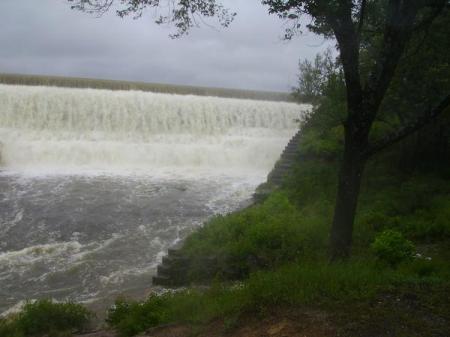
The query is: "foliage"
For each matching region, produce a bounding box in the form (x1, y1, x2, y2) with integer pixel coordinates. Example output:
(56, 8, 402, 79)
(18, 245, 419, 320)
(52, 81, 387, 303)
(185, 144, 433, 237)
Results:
(68, 0, 236, 38)
(107, 256, 449, 336)
(182, 192, 329, 280)
(292, 48, 336, 103)
(175, 101, 450, 281)
(371, 230, 415, 266)
(0, 318, 22, 337)
(106, 296, 168, 337)
(0, 300, 92, 337)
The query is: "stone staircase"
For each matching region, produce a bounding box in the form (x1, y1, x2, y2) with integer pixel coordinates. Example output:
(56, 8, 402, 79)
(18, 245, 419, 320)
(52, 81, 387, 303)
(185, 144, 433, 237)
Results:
(267, 130, 301, 185)
(253, 130, 301, 201)
(152, 130, 301, 287)
(152, 248, 190, 286)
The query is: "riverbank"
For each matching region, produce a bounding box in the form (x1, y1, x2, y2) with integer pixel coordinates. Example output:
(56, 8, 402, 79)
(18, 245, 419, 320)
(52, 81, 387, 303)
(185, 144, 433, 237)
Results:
(85, 104, 450, 336)
(78, 281, 450, 337)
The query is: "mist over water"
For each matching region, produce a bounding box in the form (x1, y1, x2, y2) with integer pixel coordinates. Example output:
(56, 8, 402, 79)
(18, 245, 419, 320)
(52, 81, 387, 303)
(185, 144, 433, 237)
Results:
(0, 84, 307, 314)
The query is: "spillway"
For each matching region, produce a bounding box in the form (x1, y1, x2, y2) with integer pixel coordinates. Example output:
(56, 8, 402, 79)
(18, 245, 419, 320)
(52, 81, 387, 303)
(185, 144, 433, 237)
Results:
(0, 84, 305, 175)
(0, 84, 308, 315)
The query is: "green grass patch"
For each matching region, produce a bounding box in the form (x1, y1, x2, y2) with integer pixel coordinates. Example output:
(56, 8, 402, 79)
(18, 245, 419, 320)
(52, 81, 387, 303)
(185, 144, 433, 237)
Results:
(181, 192, 330, 280)
(107, 257, 449, 336)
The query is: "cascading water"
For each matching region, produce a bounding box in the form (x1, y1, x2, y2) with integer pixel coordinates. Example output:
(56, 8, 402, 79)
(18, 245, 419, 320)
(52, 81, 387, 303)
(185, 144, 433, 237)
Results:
(0, 84, 308, 315)
(0, 84, 304, 174)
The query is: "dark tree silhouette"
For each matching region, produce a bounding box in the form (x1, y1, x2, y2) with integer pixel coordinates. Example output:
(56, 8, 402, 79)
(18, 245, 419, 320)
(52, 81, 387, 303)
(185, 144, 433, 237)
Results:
(68, 0, 236, 38)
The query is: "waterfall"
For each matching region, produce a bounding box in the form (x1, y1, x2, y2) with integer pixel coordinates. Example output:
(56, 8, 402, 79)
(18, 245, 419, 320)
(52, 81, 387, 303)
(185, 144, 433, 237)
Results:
(0, 84, 308, 175)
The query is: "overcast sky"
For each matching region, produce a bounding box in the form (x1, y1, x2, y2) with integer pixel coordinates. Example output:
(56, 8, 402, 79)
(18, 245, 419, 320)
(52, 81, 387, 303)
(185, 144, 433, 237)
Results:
(0, 0, 333, 92)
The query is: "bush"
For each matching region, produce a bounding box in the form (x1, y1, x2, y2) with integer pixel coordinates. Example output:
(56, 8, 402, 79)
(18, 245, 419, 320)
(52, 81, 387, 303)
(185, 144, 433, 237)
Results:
(181, 192, 329, 280)
(403, 196, 450, 241)
(0, 317, 22, 337)
(107, 296, 168, 337)
(371, 230, 415, 266)
(0, 300, 92, 337)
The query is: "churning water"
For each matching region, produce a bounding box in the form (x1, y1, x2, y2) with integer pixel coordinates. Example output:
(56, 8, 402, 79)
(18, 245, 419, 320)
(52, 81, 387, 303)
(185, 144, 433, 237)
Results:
(0, 84, 308, 314)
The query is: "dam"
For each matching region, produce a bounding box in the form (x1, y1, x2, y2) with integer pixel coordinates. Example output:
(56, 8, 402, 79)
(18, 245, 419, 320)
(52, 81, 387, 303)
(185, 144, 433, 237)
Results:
(0, 83, 309, 314)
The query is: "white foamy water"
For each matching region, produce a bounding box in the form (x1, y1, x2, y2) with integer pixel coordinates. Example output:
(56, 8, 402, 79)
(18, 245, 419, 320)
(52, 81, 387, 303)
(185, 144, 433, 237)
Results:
(0, 84, 306, 175)
(0, 84, 308, 315)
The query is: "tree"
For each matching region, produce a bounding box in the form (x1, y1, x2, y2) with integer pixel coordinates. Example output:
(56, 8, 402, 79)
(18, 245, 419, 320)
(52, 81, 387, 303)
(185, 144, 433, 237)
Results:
(70, 0, 450, 259)
(293, 48, 336, 103)
(263, 1, 450, 259)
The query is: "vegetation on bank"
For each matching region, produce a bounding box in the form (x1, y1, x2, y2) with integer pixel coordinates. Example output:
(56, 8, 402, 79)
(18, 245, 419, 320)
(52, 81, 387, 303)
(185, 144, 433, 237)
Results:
(0, 300, 92, 337)
(0, 73, 293, 102)
(104, 137, 450, 336)
(103, 82, 450, 335)
(100, 7, 450, 332)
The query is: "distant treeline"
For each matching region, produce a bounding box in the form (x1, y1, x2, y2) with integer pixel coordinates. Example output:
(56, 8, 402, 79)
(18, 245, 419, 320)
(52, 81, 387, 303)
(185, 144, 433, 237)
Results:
(0, 73, 296, 102)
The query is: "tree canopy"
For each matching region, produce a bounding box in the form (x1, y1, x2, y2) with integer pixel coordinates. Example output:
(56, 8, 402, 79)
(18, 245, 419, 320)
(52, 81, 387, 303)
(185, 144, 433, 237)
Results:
(68, 0, 236, 38)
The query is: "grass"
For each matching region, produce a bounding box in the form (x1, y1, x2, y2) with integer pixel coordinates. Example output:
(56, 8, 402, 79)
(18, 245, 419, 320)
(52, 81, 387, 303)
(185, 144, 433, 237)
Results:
(181, 192, 330, 280)
(106, 257, 449, 336)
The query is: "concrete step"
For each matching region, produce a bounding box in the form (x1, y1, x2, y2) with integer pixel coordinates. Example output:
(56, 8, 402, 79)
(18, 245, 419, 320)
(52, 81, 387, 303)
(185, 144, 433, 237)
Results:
(285, 147, 297, 152)
(152, 275, 172, 286)
(271, 178, 285, 185)
(157, 264, 172, 277)
(283, 148, 299, 154)
(162, 255, 189, 266)
(275, 163, 292, 170)
(276, 160, 292, 166)
(167, 248, 182, 257)
(272, 168, 291, 174)
(270, 175, 288, 182)
(282, 153, 299, 159)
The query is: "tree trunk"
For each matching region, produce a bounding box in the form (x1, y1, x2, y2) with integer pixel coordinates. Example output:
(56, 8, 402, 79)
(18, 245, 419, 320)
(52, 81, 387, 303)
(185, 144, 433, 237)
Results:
(329, 132, 367, 260)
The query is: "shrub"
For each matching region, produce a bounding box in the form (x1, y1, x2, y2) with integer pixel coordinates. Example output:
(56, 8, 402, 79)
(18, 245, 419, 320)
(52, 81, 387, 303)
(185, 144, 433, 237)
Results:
(0, 300, 92, 337)
(404, 196, 450, 241)
(18, 300, 92, 337)
(107, 296, 168, 337)
(0, 317, 22, 337)
(182, 192, 329, 280)
(371, 230, 415, 266)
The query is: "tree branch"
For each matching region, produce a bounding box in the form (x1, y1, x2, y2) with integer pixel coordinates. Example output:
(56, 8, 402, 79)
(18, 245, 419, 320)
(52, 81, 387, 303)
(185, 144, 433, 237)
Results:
(364, 0, 447, 120)
(364, 93, 450, 157)
(363, 1, 421, 116)
(326, 1, 363, 116)
(68, 0, 235, 38)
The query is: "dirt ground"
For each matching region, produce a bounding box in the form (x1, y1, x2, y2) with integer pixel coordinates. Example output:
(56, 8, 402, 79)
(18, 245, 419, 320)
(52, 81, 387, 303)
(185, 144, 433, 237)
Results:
(77, 284, 450, 337)
(78, 309, 336, 337)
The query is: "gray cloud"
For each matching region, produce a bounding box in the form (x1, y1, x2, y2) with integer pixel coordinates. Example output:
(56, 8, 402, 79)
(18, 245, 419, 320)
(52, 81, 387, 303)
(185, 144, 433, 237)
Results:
(0, 0, 333, 91)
